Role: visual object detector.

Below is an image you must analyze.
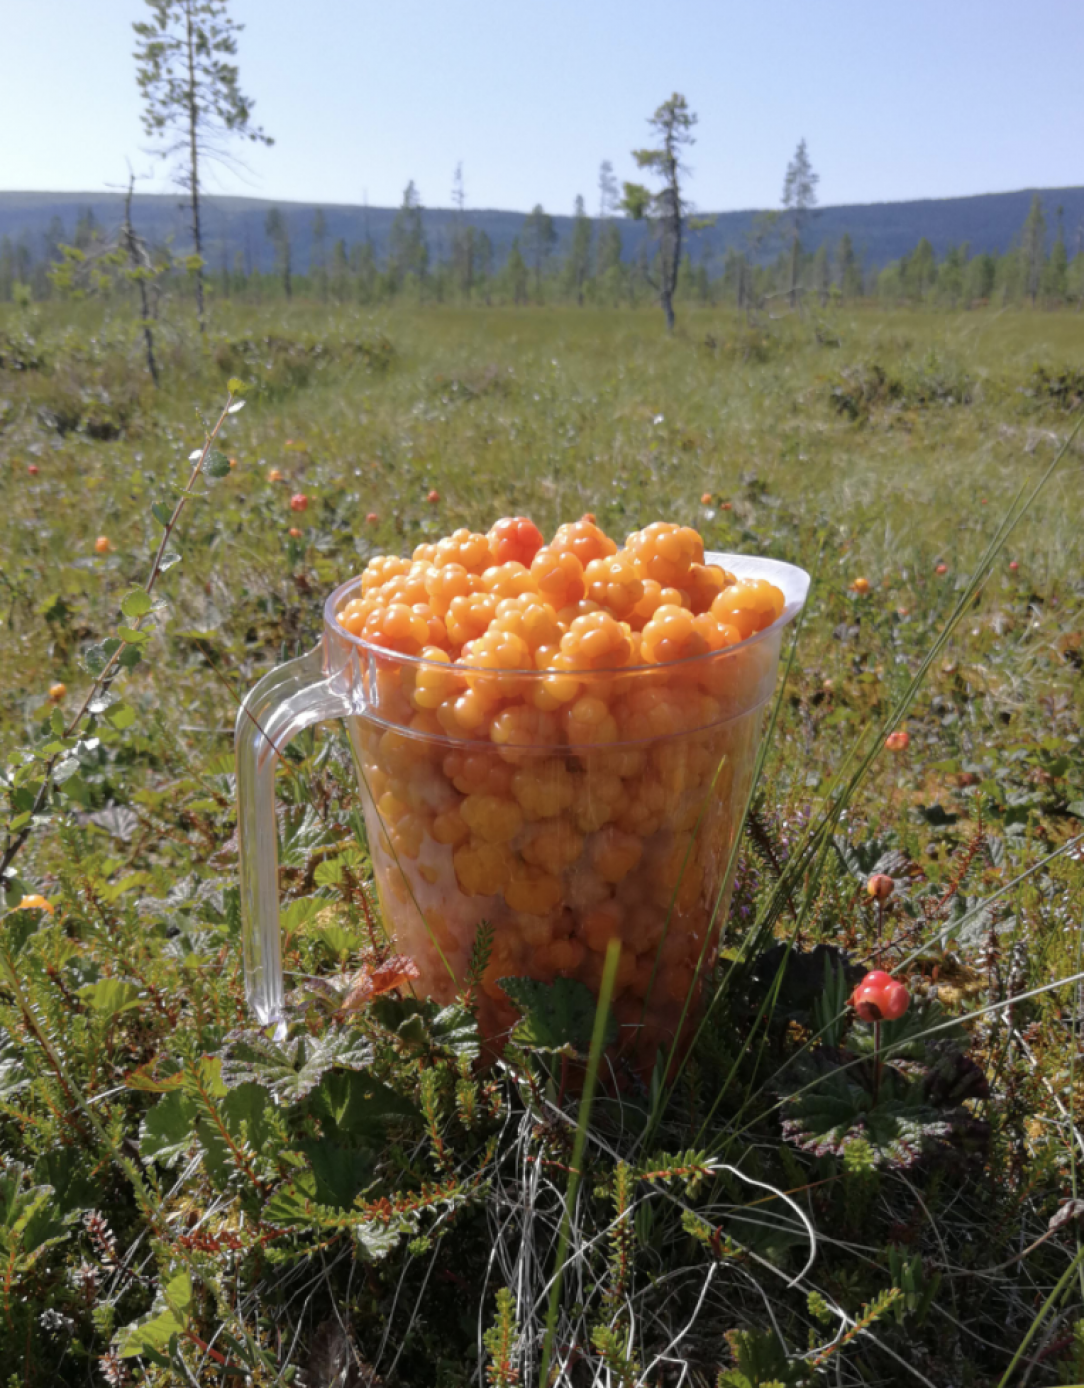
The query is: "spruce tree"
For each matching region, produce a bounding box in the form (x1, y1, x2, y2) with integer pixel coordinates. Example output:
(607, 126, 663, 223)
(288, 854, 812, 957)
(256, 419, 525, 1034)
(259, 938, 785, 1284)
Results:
(1020, 194, 1047, 306)
(782, 138, 818, 308)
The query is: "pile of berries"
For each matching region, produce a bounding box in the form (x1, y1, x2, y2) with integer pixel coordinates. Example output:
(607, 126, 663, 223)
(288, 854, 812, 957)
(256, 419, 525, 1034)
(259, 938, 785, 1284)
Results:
(337, 516, 787, 1068)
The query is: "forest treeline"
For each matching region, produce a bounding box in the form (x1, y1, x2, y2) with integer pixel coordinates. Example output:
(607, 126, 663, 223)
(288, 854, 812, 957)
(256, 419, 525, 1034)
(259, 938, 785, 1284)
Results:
(1, 185, 1079, 313)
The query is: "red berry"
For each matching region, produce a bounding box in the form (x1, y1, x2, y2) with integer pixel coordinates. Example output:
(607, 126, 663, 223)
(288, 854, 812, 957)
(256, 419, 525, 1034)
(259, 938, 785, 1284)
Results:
(427, 489, 440, 504)
(935, 563, 948, 575)
(288, 527, 302, 539)
(27, 464, 39, 476)
(880, 980, 911, 1021)
(867, 873, 894, 901)
(885, 730, 910, 752)
(1009, 560, 1019, 572)
(852, 970, 910, 1023)
(721, 502, 733, 511)
(700, 492, 713, 505)
(488, 516, 545, 567)
(366, 512, 379, 524)
(290, 493, 308, 513)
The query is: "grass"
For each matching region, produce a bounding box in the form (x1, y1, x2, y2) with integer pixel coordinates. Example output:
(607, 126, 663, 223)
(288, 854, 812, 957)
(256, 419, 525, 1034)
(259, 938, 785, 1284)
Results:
(0, 294, 1082, 1385)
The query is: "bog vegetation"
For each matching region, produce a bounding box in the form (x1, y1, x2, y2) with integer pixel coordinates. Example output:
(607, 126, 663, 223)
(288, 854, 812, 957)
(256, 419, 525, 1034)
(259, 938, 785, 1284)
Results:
(0, 275, 1082, 1388)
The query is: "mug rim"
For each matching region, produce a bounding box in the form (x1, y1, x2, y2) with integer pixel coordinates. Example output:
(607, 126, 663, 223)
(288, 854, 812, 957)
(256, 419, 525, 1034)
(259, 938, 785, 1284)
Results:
(322, 550, 810, 678)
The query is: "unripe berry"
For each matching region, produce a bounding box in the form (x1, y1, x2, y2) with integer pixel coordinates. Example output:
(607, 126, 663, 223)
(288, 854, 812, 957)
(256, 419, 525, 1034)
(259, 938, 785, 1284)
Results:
(48, 683, 66, 702)
(290, 493, 308, 513)
(229, 457, 237, 469)
(1009, 560, 1019, 572)
(427, 489, 440, 504)
(935, 563, 948, 575)
(885, 730, 910, 752)
(288, 527, 302, 539)
(867, 873, 894, 901)
(366, 512, 379, 524)
(700, 491, 712, 505)
(268, 469, 284, 483)
(94, 536, 111, 554)
(18, 894, 53, 914)
(852, 577, 870, 595)
(27, 464, 39, 476)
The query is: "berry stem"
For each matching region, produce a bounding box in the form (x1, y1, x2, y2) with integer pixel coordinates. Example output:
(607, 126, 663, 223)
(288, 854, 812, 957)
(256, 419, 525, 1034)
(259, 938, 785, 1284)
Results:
(873, 1018, 882, 1102)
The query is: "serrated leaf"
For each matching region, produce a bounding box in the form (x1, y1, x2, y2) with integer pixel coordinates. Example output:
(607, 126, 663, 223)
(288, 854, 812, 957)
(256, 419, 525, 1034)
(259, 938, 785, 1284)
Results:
(121, 589, 152, 619)
(308, 1070, 418, 1139)
(196, 1083, 274, 1185)
(499, 976, 616, 1054)
(222, 1026, 373, 1101)
(203, 450, 231, 479)
(140, 1091, 196, 1166)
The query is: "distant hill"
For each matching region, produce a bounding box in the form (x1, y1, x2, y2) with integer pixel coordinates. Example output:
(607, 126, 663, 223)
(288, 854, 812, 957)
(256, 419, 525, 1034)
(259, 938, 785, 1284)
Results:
(2, 186, 1081, 273)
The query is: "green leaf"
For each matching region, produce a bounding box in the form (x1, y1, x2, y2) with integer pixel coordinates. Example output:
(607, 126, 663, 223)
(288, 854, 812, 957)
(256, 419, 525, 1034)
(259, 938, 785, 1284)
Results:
(499, 976, 616, 1054)
(118, 645, 143, 671)
(196, 1082, 274, 1185)
(121, 589, 152, 619)
(222, 1026, 372, 1102)
(117, 625, 149, 645)
(299, 1136, 376, 1208)
(308, 1070, 418, 1139)
(1067, 799, 1084, 819)
(227, 377, 246, 394)
(140, 1092, 196, 1167)
(106, 702, 137, 731)
(79, 978, 142, 1018)
(203, 450, 231, 479)
(151, 502, 173, 527)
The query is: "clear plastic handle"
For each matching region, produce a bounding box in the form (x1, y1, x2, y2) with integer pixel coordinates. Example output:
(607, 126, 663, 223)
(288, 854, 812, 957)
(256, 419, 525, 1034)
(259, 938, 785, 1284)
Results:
(235, 642, 354, 1028)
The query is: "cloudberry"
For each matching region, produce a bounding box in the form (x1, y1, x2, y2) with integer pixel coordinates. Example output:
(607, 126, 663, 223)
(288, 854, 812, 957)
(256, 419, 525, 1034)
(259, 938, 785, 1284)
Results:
(559, 612, 632, 669)
(710, 578, 785, 640)
(531, 547, 586, 609)
(488, 516, 545, 567)
(885, 730, 910, 751)
(48, 683, 66, 702)
(433, 528, 493, 572)
(641, 606, 709, 664)
(852, 577, 870, 595)
(852, 971, 910, 1022)
(550, 518, 617, 566)
(867, 873, 894, 901)
(584, 555, 644, 619)
(94, 536, 112, 555)
(624, 522, 703, 586)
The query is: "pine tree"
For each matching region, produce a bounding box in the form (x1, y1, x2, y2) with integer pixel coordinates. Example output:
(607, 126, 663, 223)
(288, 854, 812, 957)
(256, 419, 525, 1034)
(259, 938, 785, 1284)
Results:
(782, 138, 818, 308)
(621, 93, 697, 330)
(1020, 194, 1047, 306)
(133, 0, 271, 330)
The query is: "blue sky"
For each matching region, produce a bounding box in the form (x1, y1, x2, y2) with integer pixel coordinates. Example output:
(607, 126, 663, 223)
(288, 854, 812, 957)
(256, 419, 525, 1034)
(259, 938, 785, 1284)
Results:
(5, 0, 1081, 213)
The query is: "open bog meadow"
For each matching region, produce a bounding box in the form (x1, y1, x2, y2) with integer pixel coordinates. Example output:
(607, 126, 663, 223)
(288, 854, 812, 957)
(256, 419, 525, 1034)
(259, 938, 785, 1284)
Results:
(0, 298, 1083, 1386)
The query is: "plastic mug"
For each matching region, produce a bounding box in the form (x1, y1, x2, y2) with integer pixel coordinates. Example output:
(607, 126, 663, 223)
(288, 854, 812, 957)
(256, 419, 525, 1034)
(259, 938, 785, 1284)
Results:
(235, 552, 809, 1066)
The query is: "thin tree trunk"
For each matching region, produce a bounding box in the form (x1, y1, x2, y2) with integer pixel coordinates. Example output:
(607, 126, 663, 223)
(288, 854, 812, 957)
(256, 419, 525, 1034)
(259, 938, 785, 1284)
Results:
(124, 175, 159, 386)
(184, 0, 204, 332)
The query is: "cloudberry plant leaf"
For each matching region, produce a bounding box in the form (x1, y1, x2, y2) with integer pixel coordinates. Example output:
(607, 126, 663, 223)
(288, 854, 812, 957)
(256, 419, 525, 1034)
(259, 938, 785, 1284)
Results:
(78, 978, 141, 1018)
(307, 1069, 418, 1139)
(222, 1025, 373, 1101)
(140, 1091, 196, 1167)
(499, 975, 617, 1054)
